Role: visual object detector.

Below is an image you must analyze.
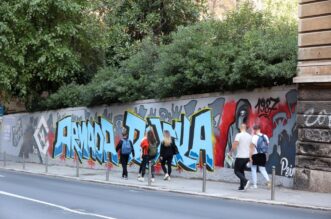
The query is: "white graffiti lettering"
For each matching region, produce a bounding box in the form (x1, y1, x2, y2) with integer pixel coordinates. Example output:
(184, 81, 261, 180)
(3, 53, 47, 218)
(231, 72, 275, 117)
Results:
(304, 108, 331, 128)
(280, 157, 295, 177)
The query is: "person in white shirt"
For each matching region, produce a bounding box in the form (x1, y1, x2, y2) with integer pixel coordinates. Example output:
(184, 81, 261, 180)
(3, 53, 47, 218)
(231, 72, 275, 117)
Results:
(231, 123, 252, 191)
(250, 124, 271, 189)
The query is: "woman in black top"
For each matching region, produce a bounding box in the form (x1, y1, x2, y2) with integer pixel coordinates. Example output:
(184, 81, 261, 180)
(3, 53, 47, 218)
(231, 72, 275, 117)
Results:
(160, 130, 178, 181)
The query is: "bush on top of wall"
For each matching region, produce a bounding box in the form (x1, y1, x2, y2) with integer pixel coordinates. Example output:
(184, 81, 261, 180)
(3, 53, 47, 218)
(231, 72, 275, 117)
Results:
(36, 2, 297, 111)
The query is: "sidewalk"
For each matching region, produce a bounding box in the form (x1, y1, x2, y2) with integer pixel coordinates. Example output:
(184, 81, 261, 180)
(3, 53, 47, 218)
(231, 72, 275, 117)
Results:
(1, 162, 330, 211)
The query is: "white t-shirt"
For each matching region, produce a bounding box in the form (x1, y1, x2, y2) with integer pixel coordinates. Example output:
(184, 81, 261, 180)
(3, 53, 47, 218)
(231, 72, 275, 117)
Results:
(234, 131, 252, 158)
(251, 133, 269, 154)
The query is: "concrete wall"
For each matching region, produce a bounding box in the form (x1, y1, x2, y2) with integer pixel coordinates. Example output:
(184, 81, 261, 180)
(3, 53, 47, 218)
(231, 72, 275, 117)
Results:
(293, 0, 331, 192)
(0, 96, 26, 114)
(0, 86, 297, 186)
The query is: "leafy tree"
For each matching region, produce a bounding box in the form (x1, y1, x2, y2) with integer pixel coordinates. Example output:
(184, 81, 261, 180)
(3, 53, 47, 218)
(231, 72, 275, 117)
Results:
(38, 1, 298, 110)
(264, 0, 298, 24)
(43, 39, 159, 108)
(0, 0, 106, 109)
(154, 2, 297, 97)
(102, 0, 205, 66)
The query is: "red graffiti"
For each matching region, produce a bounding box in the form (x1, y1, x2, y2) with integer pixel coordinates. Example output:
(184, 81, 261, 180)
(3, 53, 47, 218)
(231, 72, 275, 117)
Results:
(215, 101, 236, 167)
(215, 99, 294, 167)
(47, 131, 55, 157)
(176, 165, 183, 174)
(88, 159, 96, 168)
(248, 102, 292, 138)
(60, 146, 66, 161)
(106, 162, 113, 170)
(154, 163, 162, 174)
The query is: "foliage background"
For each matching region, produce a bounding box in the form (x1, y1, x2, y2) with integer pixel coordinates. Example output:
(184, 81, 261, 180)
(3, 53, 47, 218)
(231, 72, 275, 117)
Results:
(0, 0, 298, 111)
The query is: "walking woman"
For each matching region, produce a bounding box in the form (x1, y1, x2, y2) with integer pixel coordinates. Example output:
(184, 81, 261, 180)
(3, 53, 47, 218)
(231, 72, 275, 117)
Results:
(138, 129, 157, 182)
(160, 130, 178, 181)
(116, 128, 135, 179)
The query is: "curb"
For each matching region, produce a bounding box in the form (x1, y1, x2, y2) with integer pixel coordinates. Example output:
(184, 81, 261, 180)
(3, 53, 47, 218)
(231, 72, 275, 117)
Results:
(1, 167, 331, 212)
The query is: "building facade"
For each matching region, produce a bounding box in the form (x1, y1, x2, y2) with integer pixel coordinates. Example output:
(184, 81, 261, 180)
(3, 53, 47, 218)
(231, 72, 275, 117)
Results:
(294, 0, 331, 192)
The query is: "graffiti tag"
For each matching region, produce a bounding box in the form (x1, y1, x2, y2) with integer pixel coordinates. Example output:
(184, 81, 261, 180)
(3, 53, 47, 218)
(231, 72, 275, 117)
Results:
(53, 109, 215, 171)
(302, 129, 331, 143)
(53, 116, 118, 164)
(280, 157, 295, 177)
(123, 109, 214, 171)
(304, 108, 331, 128)
(12, 118, 23, 147)
(255, 97, 280, 118)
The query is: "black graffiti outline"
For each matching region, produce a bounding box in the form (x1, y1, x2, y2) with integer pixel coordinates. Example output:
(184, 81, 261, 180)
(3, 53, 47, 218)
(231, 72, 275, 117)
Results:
(255, 97, 280, 118)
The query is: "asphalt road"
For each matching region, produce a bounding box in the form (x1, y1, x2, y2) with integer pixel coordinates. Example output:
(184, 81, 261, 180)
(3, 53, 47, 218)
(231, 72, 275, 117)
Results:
(0, 169, 330, 219)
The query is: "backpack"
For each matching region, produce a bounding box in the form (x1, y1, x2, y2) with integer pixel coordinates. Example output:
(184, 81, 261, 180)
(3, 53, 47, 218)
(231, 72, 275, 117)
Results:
(121, 139, 132, 155)
(256, 135, 269, 154)
(148, 142, 158, 157)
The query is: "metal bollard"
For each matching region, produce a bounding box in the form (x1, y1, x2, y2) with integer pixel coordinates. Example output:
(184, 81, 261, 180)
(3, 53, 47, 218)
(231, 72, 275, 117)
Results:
(106, 163, 110, 181)
(202, 163, 207, 193)
(22, 154, 26, 170)
(271, 166, 276, 200)
(76, 158, 79, 177)
(45, 153, 49, 173)
(3, 152, 6, 167)
(148, 160, 152, 186)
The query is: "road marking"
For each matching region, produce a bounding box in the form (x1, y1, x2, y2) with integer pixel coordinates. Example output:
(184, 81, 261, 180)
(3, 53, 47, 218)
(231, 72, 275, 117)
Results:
(0, 191, 117, 219)
(0, 175, 4, 177)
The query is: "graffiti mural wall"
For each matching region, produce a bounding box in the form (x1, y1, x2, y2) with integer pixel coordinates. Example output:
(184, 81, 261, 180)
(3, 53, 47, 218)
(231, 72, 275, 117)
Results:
(0, 86, 297, 179)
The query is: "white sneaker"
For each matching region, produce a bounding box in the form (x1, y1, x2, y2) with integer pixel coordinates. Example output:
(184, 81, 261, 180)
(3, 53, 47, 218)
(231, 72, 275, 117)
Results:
(167, 176, 171, 181)
(151, 178, 155, 183)
(251, 184, 258, 189)
(137, 177, 144, 182)
(137, 174, 141, 179)
(164, 173, 169, 180)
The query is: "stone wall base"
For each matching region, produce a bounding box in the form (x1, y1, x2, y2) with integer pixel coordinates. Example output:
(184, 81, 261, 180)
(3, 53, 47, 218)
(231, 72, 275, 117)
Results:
(294, 168, 331, 193)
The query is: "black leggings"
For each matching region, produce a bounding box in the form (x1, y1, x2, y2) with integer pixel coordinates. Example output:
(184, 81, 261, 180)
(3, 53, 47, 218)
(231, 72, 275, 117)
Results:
(120, 154, 129, 177)
(140, 155, 155, 178)
(161, 156, 173, 176)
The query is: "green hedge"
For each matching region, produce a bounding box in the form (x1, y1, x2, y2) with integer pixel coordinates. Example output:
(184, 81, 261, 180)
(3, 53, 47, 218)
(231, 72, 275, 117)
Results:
(38, 3, 298, 110)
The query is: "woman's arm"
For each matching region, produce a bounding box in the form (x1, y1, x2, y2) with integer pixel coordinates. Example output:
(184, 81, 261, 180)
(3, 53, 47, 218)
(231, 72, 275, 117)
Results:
(171, 141, 179, 155)
(130, 140, 135, 157)
(160, 142, 165, 158)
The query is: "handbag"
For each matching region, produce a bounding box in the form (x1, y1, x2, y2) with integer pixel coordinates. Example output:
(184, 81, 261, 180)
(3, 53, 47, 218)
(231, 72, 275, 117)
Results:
(225, 153, 234, 168)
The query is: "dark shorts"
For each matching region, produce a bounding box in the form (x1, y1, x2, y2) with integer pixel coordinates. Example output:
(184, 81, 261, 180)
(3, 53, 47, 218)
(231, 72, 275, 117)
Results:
(252, 153, 266, 166)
